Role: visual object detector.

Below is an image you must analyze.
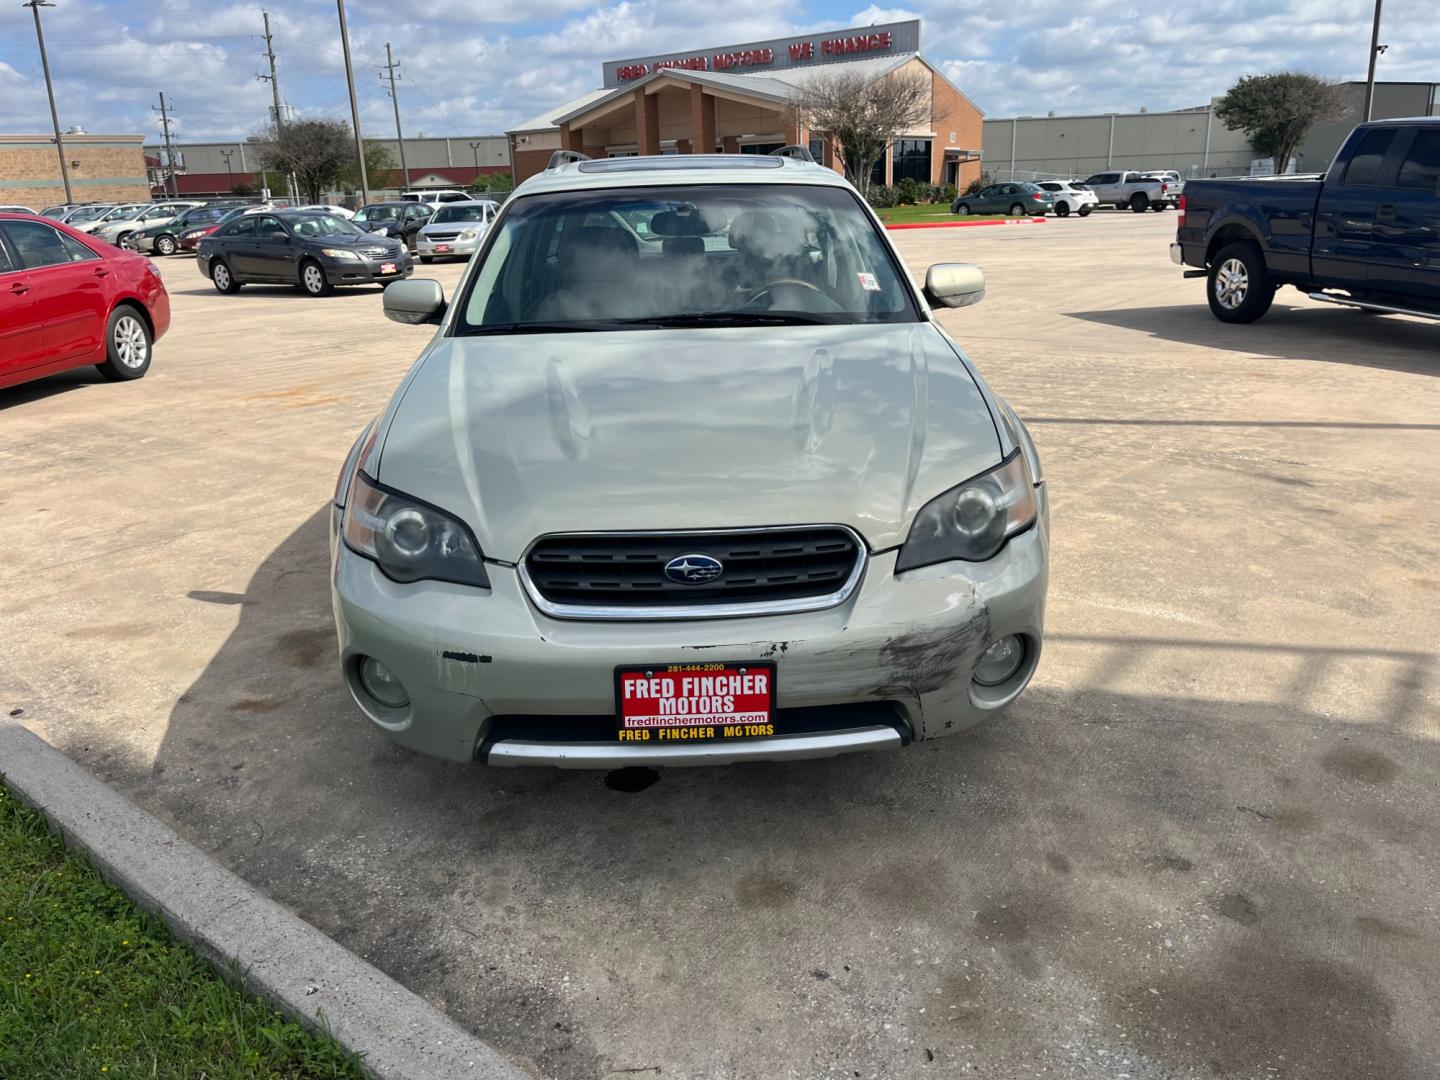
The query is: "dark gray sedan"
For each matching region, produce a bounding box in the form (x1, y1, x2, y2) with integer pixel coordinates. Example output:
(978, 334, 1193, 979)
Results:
(196, 210, 413, 296)
(951, 182, 1055, 217)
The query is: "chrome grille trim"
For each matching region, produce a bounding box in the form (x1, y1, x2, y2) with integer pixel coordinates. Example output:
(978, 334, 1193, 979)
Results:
(518, 525, 868, 621)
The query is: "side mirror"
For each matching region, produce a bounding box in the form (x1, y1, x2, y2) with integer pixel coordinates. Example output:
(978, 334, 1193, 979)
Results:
(383, 279, 446, 326)
(923, 263, 986, 310)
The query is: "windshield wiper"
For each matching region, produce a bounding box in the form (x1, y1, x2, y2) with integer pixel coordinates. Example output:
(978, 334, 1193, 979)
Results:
(613, 311, 833, 327)
(460, 321, 637, 336)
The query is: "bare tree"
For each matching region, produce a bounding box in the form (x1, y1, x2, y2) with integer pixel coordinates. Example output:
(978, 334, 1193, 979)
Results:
(253, 118, 354, 202)
(790, 68, 930, 195)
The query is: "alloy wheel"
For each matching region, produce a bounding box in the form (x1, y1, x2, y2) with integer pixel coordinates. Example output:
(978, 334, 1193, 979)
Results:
(113, 315, 148, 368)
(303, 264, 325, 294)
(1214, 258, 1249, 310)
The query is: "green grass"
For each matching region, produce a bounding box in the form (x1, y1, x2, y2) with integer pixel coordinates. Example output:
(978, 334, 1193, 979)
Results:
(873, 203, 1007, 225)
(0, 781, 364, 1080)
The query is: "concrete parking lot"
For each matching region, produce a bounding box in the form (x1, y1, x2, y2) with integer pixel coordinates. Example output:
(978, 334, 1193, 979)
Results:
(3, 214, 1437, 1079)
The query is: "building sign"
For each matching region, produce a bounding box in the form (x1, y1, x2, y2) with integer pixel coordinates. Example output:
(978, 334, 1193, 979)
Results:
(601, 19, 920, 87)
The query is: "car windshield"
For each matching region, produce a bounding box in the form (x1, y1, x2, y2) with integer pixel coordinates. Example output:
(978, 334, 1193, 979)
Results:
(100, 205, 143, 222)
(431, 204, 487, 223)
(457, 184, 919, 334)
(183, 206, 230, 225)
(287, 214, 363, 237)
(355, 205, 403, 223)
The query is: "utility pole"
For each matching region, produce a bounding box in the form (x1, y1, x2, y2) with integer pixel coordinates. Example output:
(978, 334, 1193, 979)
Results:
(257, 10, 297, 200)
(220, 148, 235, 191)
(335, 0, 368, 205)
(381, 43, 409, 192)
(153, 92, 178, 198)
(1363, 0, 1385, 121)
(24, 0, 72, 204)
(469, 140, 482, 171)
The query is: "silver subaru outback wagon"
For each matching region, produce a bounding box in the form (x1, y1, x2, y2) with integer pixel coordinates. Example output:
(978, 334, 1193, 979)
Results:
(330, 150, 1049, 768)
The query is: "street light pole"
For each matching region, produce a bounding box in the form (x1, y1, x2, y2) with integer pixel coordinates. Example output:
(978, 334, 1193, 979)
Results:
(25, 0, 73, 204)
(1363, 0, 1384, 121)
(335, 0, 369, 205)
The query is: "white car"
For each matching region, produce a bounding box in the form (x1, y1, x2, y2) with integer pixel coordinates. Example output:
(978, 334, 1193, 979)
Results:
(1036, 181, 1098, 218)
(0, 204, 36, 215)
(399, 189, 473, 206)
(296, 203, 356, 219)
(330, 150, 1050, 768)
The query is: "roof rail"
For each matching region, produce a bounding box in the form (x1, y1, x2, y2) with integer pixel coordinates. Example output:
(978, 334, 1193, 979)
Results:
(768, 145, 816, 163)
(547, 150, 592, 169)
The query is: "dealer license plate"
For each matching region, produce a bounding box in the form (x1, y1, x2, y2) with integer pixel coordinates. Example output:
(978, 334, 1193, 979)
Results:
(435, 244, 451, 253)
(379, 261, 397, 275)
(615, 662, 776, 744)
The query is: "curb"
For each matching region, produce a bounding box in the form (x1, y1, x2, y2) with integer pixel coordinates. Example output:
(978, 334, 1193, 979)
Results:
(886, 217, 1047, 231)
(0, 717, 536, 1080)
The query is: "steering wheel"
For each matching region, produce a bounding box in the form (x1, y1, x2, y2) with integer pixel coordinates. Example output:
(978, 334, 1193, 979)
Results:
(743, 278, 844, 312)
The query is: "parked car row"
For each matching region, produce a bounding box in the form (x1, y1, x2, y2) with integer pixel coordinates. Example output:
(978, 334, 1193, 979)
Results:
(951, 181, 1097, 218)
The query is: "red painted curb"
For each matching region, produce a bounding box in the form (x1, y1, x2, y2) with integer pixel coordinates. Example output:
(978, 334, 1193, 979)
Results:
(885, 217, 1048, 231)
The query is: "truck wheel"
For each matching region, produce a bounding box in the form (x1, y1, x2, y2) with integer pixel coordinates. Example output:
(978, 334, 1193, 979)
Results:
(1130, 193, 1149, 213)
(1207, 241, 1275, 324)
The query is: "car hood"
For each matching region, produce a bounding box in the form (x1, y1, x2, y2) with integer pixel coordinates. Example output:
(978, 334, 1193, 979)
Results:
(419, 221, 483, 235)
(375, 323, 1003, 561)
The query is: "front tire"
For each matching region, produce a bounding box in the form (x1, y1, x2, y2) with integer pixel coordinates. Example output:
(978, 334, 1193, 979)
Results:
(1207, 241, 1275, 324)
(211, 260, 240, 294)
(1055, 202, 1071, 218)
(1130, 193, 1149, 213)
(954, 203, 971, 216)
(96, 305, 152, 381)
(155, 235, 177, 256)
(299, 259, 333, 297)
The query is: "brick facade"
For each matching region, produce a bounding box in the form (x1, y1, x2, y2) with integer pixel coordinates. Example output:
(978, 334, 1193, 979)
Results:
(0, 136, 148, 209)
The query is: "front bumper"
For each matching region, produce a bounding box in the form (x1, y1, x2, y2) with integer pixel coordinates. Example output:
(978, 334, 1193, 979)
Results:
(329, 506, 1049, 766)
(416, 235, 480, 258)
(323, 251, 414, 285)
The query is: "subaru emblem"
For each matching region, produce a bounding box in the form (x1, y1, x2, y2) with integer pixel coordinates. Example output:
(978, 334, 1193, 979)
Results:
(664, 553, 723, 585)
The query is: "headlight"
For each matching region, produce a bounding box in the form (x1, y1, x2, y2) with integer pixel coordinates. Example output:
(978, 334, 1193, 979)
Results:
(342, 472, 490, 588)
(458, 228, 479, 241)
(320, 247, 360, 260)
(895, 451, 1037, 571)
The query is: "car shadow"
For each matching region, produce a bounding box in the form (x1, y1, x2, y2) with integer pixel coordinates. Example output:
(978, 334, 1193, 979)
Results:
(55, 505, 1440, 1080)
(1066, 301, 1439, 377)
(0, 365, 107, 410)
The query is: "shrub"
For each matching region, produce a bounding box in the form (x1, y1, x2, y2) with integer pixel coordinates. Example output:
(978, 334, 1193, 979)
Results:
(896, 176, 921, 205)
(866, 184, 899, 209)
(964, 171, 994, 196)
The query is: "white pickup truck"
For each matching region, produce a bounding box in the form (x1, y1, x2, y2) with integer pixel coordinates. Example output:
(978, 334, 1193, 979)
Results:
(1079, 170, 1177, 212)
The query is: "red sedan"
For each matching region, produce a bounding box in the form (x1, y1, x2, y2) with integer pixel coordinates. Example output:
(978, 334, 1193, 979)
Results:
(0, 212, 170, 391)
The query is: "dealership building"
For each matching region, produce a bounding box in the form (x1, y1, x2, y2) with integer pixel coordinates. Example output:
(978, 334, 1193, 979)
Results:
(507, 19, 983, 189)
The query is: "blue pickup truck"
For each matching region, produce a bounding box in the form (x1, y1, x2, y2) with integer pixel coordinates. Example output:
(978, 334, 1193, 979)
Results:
(1171, 117, 1440, 323)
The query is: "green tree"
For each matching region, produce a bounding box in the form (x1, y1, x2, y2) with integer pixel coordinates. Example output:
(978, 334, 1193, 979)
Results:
(1214, 73, 1349, 174)
(338, 140, 398, 193)
(470, 171, 513, 197)
(254, 119, 353, 202)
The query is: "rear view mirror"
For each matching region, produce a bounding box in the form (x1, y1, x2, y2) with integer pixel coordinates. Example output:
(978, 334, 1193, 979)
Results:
(383, 279, 446, 326)
(923, 263, 986, 310)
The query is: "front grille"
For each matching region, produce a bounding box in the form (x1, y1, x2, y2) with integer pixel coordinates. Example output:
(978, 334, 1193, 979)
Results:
(425, 231, 461, 242)
(359, 246, 392, 257)
(523, 527, 864, 616)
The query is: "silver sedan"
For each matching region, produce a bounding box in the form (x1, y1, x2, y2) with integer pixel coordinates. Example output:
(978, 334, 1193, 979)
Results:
(414, 200, 499, 262)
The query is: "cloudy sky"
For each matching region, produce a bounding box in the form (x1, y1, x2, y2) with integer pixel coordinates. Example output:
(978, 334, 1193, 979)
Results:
(0, 0, 1432, 142)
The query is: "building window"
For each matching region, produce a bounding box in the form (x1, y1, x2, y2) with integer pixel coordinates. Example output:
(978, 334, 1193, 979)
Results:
(808, 138, 825, 162)
(739, 142, 785, 155)
(893, 139, 932, 183)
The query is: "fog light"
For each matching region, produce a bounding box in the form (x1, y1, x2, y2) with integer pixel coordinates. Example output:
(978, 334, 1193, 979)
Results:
(358, 656, 409, 708)
(974, 636, 1025, 687)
